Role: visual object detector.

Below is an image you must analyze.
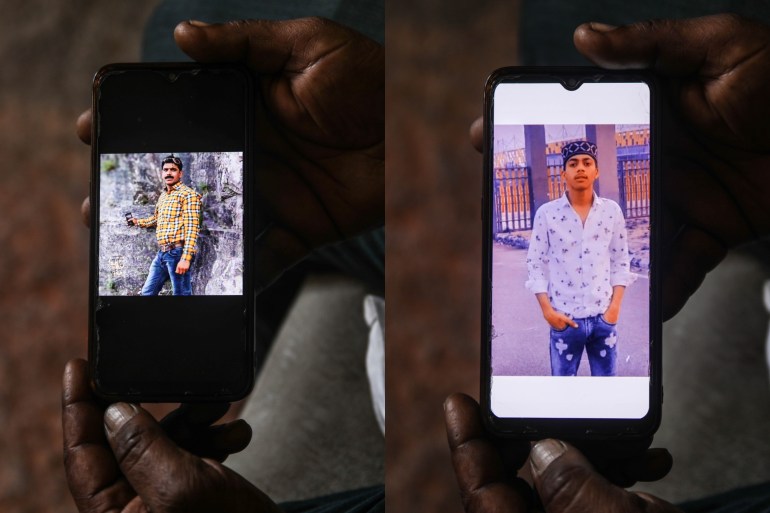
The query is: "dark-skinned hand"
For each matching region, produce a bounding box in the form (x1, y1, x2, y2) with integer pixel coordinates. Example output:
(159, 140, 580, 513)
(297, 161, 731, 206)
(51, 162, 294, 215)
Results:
(445, 393, 680, 513)
(62, 359, 279, 513)
(471, 14, 770, 320)
(79, 17, 384, 289)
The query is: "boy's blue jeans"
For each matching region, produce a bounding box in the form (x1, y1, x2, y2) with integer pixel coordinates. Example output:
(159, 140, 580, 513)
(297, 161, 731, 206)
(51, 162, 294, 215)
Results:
(549, 314, 618, 376)
(140, 247, 192, 296)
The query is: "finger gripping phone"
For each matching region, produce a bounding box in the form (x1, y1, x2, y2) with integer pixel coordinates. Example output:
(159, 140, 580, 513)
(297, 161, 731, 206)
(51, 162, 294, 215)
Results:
(481, 67, 662, 439)
(88, 63, 255, 402)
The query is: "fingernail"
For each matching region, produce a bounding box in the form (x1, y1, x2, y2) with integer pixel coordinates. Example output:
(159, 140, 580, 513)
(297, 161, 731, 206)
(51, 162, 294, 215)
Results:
(530, 439, 567, 477)
(188, 20, 210, 27)
(589, 22, 617, 32)
(104, 403, 138, 434)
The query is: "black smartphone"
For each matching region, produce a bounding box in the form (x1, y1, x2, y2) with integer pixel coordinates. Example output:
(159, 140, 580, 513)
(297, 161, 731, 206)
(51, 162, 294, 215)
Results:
(88, 63, 255, 402)
(481, 67, 661, 439)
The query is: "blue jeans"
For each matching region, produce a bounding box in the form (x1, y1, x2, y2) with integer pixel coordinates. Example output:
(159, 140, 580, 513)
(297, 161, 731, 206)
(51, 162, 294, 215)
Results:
(140, 247, 192, 296)
(549, 315, 617, 376)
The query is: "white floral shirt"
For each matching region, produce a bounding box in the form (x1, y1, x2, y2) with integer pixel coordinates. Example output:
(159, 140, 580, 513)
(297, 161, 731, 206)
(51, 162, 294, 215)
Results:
(525, 193, 631, 318)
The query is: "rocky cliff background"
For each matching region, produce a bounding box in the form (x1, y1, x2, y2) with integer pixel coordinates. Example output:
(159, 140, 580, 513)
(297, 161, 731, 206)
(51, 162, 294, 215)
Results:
(98, 152, 244, 296)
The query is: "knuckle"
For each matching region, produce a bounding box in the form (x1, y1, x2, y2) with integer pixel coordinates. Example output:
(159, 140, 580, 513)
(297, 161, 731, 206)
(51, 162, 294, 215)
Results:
(112, 420, 157, 473)
(714, 12, 745, 28)
(297, 16, 348, 40)
(223, 19, 253, 31)
(540, 464, 592, 509)
(631, 17, 679, 38)
(634, 18, 658, 33)
(301, 16, 333, 30)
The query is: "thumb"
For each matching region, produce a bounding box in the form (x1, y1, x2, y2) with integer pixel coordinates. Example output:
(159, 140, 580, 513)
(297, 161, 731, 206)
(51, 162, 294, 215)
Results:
(104, 403, 198, 502)
(530, 440, 678, 512)
(572, 14, 753, 74)
(173, 17, 354, 74)
(574, 14, 770, 149)
(104, 403, 280, 513)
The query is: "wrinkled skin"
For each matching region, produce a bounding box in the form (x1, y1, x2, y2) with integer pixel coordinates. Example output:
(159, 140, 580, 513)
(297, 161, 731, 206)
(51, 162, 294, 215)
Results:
(80, 17, 384, 289)
(445, 394, 680, 513)
(62, 359, 278, 513)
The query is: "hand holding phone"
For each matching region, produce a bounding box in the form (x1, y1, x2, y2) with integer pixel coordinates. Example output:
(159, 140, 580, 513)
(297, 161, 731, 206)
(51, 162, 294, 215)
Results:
(80, 18, 384, 288)
(87, 18, 384, 402)
(62, 359, 280, 513)
(481, 68, 662, 439)
(574, 15, 770, 320)
(173, 19, 385, 287)
(444, 394, 676, 511)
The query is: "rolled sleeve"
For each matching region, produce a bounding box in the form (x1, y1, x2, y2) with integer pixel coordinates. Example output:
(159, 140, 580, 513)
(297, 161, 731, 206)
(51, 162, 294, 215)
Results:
(135, 212, 157, 228)
(181, 190, 201, 261)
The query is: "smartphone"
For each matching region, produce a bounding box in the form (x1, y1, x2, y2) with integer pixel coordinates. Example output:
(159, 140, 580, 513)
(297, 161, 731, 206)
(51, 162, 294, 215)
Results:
(88, 63, 255, 402)
(481, 68, 661, 439)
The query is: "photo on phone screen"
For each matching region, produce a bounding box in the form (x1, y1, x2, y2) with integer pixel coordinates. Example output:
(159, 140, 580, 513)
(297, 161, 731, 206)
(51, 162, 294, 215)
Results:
(98, 152, 244, 297)
(483, 73, 660, 433)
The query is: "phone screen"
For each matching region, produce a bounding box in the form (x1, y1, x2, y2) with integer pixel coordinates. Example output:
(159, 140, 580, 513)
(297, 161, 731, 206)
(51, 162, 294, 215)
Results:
(89, 64, 255, 401)
(483, 70, 660, 436)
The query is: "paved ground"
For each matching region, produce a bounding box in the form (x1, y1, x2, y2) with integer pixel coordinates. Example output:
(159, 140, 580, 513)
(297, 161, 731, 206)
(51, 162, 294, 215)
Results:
(491, 242, 649, 376)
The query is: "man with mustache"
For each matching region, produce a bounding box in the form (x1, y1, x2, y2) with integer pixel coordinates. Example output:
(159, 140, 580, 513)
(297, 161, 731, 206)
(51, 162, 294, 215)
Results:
(526, 140, 630, 376)
(130, 154, 202, 296)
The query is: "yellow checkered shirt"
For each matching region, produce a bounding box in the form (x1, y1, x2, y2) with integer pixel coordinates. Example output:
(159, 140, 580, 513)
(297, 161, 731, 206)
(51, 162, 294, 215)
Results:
(136, 182, 202, 261)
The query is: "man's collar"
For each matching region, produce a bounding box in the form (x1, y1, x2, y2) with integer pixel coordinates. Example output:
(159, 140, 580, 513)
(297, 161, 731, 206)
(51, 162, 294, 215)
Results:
(560, 191, 603, 207)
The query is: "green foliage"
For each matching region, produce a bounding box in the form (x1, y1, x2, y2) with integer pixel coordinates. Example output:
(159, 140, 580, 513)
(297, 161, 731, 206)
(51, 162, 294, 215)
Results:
(101, 159, 117, 172)
(107, 280, 118, 291)
(198, 182, 210, 194)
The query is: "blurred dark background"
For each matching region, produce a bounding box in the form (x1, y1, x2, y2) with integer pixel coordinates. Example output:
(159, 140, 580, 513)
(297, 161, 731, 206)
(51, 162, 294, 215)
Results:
(386, 1, 522, 512)
(0, 1, 160, 511)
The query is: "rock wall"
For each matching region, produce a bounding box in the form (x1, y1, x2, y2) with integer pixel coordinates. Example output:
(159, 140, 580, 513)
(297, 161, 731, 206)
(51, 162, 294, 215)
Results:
(98, 152, 243, 295)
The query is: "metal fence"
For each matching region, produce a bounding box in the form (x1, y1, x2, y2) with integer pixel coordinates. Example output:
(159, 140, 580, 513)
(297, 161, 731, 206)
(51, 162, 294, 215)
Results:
(546, 164, 567, 201)
(493, 151, 650, 233)
(617, 155, 650, 218)
(493, 165, 533, 233)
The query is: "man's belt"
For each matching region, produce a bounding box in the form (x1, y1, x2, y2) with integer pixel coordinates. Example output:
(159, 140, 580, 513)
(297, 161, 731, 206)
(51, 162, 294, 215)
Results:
(159, 242, 184, 252)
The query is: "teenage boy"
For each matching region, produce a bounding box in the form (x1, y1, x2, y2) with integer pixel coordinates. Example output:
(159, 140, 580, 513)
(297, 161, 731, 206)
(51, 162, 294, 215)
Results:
(526, 140, 630, 376)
